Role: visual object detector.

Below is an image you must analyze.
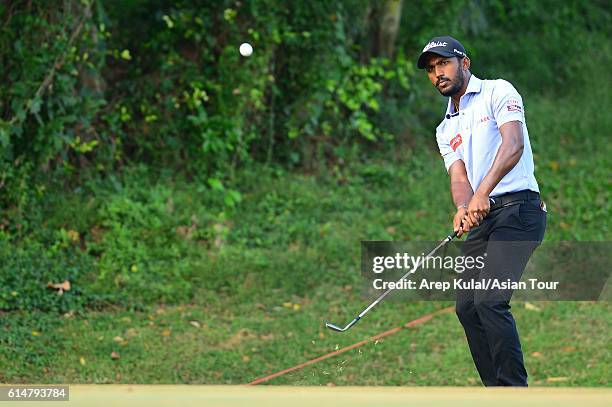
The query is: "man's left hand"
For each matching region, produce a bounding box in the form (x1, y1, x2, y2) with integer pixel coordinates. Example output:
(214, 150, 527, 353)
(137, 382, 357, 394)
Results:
(462, 192, 490, 231)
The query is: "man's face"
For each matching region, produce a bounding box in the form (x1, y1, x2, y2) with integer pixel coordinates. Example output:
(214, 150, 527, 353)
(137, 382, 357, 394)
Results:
(424, 55, 467, 97)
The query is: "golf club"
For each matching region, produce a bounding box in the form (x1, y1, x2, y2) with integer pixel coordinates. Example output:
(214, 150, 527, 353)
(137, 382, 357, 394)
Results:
(325, 229, 459, 332)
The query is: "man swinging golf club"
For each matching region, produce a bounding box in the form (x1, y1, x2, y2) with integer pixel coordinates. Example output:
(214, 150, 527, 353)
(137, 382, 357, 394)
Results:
(417, 36, 546, 386)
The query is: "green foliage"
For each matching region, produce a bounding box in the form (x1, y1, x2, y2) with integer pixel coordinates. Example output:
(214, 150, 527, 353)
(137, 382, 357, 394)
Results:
(0, 0, 609, 310)
(288, 57, 412, 144)
(0, 0, 108, 212)
(101, 1, 268, 175)
(2, 78, 608, 312)
(400, 0, 611, 92)
(1, 0, 609, 214)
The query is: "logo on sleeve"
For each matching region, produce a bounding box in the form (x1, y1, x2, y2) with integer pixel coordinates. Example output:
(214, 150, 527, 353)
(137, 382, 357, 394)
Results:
(506, 98, 523, 112)
(450, 133, 462, 151)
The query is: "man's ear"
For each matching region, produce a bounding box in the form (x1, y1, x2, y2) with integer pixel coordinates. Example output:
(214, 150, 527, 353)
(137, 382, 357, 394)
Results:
(463, 56, 471, 71)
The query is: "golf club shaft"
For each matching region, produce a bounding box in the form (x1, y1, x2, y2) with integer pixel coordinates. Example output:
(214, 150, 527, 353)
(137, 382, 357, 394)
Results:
(326, 230, 458, 332)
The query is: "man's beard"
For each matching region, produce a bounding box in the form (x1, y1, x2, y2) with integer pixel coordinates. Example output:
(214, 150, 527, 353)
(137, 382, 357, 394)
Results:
(438, 67, 465, 97)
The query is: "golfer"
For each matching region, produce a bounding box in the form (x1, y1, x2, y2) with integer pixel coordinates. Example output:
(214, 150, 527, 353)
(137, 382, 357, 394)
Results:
(417, 36, 546, 386)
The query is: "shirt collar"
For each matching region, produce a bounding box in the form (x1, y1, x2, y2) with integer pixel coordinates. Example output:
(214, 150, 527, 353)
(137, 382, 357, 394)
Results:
(464, 74, 482, 95)
(445, 74, 482, 117)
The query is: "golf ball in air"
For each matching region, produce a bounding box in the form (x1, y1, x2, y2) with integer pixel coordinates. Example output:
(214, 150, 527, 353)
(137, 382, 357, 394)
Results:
(239, 42, 253, 57)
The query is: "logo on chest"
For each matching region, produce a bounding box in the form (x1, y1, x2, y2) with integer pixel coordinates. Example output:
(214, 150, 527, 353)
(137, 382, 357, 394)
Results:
(450, 133, 463, 151)
(478, 115, 492, 124)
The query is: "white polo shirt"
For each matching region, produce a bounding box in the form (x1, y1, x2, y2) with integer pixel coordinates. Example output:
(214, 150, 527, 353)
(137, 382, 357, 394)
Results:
(435, 75, 539, 197)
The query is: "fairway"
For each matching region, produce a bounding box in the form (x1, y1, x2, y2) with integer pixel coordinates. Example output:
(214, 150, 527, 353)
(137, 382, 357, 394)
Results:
(3, 386, 610, 407)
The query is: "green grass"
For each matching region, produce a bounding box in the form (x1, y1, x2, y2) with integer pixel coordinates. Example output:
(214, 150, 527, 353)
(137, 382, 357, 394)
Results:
(1, 300, 609, 385)
(0, 87, 610, 385)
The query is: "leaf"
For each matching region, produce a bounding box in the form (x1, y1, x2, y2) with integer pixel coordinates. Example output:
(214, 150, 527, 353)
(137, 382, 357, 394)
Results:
(67, 230, 80, 242)
(0, 125, 10, 148)
(288, 128, 299, 139)
(162, 15, 174, 28)
(227, 190, 242, 204)
(120, 49, 131, 60)
(47, 280, 71, 295)
(208, 178, 224, 191)
(29, 97, 41, 115)
(47, 280, 71, 291)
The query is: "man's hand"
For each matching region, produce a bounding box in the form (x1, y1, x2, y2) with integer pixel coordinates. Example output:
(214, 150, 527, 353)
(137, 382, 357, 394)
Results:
(448, 160, 473, 238)
(454, 207, 468, 238)
(462, 191, 490, 232)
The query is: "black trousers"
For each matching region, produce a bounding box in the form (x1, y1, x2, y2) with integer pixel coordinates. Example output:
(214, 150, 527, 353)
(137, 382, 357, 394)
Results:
(456, 197, 546, 386)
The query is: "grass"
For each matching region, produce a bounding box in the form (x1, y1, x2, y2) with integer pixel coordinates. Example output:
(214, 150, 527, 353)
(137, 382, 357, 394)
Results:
(1, 300, 609, 385)
(0, 86, 610, 386)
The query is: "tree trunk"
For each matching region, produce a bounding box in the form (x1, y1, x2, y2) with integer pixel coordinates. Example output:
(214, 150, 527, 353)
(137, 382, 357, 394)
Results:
(378, 0, 403, 59)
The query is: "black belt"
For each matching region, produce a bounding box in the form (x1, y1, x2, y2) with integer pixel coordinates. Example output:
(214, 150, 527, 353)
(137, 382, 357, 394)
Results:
(488, 190, 540, 212)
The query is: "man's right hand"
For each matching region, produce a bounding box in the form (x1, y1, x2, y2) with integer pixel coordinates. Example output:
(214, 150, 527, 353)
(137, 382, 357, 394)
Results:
(454, 207, 468, 238)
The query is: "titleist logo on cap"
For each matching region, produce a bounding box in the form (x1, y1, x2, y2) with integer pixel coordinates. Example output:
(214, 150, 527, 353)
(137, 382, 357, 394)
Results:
(423, 41, 447, 52)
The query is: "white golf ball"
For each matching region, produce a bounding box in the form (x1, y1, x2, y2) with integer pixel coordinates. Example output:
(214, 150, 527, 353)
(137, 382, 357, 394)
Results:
(239, 42, 253, 57)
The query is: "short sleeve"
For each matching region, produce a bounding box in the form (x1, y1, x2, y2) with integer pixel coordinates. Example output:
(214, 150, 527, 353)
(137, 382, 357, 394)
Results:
(436, 132, 460, 171)
(491, 80, 525, 127)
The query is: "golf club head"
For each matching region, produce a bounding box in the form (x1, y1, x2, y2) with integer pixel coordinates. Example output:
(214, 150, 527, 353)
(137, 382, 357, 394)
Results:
(325, 322, 345, 332)
(325, 317, 360, 332)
